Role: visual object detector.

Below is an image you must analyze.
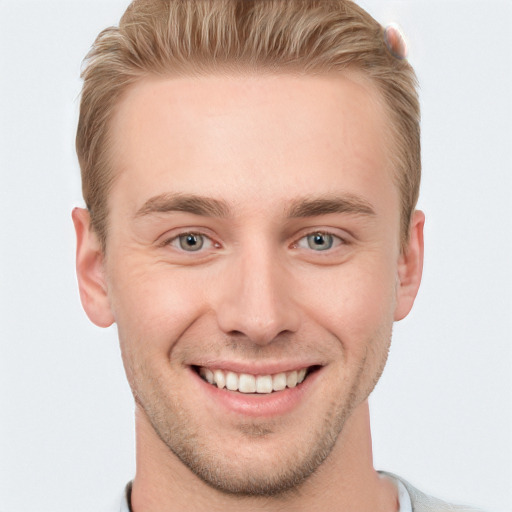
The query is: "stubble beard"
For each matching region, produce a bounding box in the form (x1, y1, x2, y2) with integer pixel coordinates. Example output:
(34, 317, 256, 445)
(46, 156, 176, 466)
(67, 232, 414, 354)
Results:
(137, 385, 355, 498)
(127, 327, 392, 498)
(132, 359, 386, 499)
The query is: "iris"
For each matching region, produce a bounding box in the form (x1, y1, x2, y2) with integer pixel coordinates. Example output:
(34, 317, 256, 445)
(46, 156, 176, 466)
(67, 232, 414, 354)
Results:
(307, 233, 333, 251)
(179, 233, 204, 251)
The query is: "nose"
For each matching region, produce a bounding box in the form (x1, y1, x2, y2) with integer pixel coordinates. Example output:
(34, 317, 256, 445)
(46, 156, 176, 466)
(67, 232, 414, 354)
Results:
(214, 243, 301, 346)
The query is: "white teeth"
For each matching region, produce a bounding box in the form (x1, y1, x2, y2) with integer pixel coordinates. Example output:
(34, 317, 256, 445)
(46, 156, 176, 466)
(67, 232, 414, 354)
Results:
(239, 374, 256, 393)
(213, 369, 226, 389)
(272, 373, 287, 391)
(286, 371, 298, 388)
(204, 368, 214, 384)
(256, 375, 273, 394)
(200, 367, 310, 393)
(225, 371, 239, 391)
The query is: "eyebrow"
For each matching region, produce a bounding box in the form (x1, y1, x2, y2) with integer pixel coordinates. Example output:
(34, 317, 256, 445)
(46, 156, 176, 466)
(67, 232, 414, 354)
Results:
(135, 193, 230, 218)
(134, 192, 376, 219)
(285, 195, 376, 218)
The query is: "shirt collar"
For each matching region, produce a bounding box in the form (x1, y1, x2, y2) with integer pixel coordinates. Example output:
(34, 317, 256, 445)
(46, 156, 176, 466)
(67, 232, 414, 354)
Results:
(119, 481, 132, 512)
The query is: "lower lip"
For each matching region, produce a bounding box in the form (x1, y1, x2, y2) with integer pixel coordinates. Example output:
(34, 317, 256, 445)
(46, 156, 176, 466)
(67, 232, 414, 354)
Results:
(189, 367, 322, 418)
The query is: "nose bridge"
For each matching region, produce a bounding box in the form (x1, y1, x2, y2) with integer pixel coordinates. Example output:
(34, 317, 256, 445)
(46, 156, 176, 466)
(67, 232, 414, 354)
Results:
(215, 237, 299, 344)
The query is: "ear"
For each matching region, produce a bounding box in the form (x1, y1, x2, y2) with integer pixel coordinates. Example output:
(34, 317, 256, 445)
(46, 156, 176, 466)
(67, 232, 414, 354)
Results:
(72, 207, 114, 327)
(394, 210, 425, 321)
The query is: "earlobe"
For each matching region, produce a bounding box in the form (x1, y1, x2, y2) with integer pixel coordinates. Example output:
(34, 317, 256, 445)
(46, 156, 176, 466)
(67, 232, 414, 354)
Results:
(72, 207, 115, 328)
(394, 210, 425, 321)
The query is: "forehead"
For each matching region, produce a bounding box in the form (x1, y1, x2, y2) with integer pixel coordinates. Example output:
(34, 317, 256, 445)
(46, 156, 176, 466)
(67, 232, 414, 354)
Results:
(108, 72, 396, 217)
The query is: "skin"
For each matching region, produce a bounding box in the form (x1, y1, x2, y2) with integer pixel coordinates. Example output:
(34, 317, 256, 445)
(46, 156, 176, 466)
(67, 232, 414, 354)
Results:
(73, 72, 424, 511)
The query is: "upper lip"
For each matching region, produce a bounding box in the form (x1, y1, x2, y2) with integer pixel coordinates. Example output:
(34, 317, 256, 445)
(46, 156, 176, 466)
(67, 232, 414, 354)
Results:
(190, 360, 323, 375)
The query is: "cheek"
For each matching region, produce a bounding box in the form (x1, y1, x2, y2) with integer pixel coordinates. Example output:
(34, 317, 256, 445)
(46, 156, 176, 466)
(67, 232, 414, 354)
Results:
(108, 258, 209, 353)
(298, 256, 397, 343)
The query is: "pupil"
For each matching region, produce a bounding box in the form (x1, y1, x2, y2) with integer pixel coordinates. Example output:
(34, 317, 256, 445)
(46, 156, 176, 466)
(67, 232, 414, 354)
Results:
(179, 233, 204, 251)
(307, 232, 333, 251)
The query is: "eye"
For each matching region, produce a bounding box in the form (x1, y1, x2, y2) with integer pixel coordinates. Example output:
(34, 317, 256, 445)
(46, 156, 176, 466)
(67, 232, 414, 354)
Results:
(168, 232, 213, 252)
(296, 232, 343, 252)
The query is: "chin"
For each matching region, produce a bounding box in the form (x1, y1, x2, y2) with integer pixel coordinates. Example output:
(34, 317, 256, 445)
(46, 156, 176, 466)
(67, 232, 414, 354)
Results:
(168, 430, 340, 497)
(139, 386, 354, 498)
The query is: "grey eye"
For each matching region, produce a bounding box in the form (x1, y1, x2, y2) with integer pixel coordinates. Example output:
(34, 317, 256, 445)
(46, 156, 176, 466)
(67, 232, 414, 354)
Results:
(306, 232, 333, 251)
(178, 233, 204, 251)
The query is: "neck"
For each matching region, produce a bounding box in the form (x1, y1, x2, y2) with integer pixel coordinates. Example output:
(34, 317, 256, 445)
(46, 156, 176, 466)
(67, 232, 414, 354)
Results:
(130, 401, 398, 512)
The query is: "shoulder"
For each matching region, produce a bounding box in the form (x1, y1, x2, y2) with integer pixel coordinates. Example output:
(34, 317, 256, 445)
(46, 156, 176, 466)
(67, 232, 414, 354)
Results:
(381, 472, 486, 512)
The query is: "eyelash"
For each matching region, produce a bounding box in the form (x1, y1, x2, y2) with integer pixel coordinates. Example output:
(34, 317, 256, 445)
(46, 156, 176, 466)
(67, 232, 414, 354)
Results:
(162, 230, 347, 254)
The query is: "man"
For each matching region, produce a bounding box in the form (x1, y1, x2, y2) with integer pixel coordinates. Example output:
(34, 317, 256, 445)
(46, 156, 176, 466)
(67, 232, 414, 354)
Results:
(72, 1, 482, 510)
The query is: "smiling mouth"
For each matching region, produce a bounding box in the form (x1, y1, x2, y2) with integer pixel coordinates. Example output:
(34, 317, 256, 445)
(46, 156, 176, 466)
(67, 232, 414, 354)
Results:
(194, 366, 320, 394)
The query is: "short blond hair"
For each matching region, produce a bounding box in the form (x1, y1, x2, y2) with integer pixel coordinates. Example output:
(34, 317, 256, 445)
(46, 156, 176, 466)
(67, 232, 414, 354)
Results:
(76, 0, 420, 250)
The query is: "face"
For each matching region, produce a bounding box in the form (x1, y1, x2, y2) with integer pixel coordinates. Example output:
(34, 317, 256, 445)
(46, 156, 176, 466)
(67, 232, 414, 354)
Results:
(75, 72, 423, 496)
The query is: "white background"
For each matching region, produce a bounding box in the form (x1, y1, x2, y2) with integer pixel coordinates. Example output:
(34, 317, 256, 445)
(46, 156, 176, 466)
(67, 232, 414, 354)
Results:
(0, 1, 510, 510)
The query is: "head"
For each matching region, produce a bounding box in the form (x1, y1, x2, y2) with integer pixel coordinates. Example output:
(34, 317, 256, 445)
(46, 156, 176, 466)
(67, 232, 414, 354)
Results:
(76, 0, 420, 253)
(74, 0, 424, 500)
